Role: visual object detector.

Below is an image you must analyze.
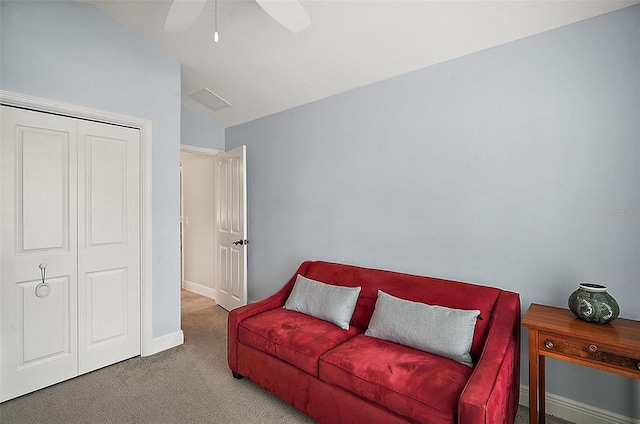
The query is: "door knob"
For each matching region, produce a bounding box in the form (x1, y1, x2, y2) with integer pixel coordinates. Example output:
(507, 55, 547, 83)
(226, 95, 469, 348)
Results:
(36, 263, 51, 298)
(232, 239, 248, 246)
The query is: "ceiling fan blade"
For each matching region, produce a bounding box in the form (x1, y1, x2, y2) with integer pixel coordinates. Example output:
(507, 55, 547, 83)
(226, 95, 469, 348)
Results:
(255, 0, 311, 33)
(164, 0, 208, 33)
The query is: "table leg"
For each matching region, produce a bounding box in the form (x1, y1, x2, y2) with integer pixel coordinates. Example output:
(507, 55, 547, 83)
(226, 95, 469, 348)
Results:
(528, 330, 539, 424)
(539, 355, 546, 424)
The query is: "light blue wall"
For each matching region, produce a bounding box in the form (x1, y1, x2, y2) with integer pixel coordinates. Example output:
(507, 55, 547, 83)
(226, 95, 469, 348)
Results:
(181, 104, 225, 151)
(227, 5, 640, 419)
(1, 0, 182, 339)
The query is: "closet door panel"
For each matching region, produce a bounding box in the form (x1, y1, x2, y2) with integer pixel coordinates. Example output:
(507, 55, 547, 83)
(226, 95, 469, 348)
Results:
(0, 107, 78, 402)
(77, 121, 140, 374)
(20, 131, 69, 251)
(86, 136, 127, 246)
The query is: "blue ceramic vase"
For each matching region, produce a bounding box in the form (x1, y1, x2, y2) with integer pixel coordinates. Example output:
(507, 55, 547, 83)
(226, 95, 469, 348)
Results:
(568, 283, 619, 324)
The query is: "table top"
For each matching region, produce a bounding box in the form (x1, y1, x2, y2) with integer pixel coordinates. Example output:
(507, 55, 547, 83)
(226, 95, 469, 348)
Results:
(522, 304, 640, 353)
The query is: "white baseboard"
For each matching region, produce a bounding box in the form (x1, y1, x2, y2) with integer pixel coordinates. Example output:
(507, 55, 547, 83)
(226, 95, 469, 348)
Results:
(143, 330, 184, 356)
(520, 385, 640, 424)
(183, 280, 217, 300)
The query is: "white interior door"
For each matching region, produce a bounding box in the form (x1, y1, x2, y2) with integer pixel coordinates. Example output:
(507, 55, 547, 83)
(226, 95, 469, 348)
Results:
(180, 160, 184, 289)
(1, 106, 141, 401)
(216, 146, 247, 311)
(76, 120, 140, 374)
(1, 107, 79, 401)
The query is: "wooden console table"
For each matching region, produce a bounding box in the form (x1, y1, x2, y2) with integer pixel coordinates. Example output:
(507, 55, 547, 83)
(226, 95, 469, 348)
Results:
(522, 303, 640, 424)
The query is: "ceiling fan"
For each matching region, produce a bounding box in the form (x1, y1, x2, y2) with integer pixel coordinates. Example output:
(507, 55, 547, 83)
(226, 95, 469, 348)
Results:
(164, 0, 311, 35)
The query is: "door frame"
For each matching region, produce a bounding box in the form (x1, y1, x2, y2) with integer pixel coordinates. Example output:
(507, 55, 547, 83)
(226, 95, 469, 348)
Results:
(180, 145, 222, 302)
(0, 90, 154, 356)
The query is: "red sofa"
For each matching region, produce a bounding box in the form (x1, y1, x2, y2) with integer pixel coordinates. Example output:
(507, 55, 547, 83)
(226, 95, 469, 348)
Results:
(228, 261, 521, 424)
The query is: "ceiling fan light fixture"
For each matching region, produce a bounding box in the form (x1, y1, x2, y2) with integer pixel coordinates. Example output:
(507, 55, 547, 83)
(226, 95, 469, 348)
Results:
(213, 0, 219, 42)
(164, 0, 311, 36)
(255, 0, 310, 33)
(164, 0, 207, 33)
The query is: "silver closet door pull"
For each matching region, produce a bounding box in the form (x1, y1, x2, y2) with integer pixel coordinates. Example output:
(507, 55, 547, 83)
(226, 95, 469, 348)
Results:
(36, 263, 51, 298)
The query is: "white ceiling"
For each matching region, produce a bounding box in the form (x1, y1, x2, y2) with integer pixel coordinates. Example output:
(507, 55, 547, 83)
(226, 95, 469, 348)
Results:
(88, 0, 639, 128)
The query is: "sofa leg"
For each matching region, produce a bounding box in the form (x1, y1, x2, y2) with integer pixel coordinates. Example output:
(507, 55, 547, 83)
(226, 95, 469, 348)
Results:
(232, 371, 244, 380)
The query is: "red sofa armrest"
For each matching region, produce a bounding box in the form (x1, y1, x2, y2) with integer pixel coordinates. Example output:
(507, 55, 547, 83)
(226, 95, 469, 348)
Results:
(227, 261, 313, 373)
(458, 291, 521, 424)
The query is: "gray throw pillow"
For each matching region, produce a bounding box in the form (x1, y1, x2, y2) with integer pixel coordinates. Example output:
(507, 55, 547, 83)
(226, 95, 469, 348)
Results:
(283, 275, 361, 330)
(365, 290, 480, 367)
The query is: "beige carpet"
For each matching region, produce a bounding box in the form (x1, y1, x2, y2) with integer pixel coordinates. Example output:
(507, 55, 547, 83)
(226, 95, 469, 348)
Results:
(0, 290, 573, 424)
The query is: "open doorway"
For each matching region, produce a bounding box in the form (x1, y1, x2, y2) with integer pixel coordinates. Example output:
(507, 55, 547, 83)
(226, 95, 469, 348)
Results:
(180, 146, 220, 301)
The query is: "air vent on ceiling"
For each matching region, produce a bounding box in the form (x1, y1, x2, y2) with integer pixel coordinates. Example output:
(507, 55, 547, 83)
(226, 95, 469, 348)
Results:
(190, 88, 231, 112)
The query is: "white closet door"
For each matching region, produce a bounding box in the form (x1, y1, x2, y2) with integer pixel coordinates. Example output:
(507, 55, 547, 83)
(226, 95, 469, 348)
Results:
(0, 107, 79, 402)
(1, 106, 142, 402)
(77, 120, 140, 374)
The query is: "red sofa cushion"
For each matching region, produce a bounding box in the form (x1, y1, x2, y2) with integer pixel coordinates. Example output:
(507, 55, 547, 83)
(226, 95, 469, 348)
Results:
(238, 308, 362, 376)
(304, 261, 501, 361)
(320, 335, 473, 424)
